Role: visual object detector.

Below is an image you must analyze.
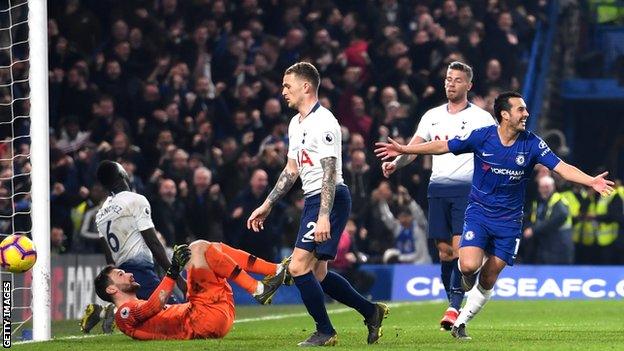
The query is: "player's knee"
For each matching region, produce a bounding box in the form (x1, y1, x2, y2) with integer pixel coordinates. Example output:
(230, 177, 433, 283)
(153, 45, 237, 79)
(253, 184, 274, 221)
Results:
(288, 259, 311, 277)
(436, 241, 453, 261)
(437, 246, 454, 261)
(458, 259, 480, 276)
(189, 240, 211, 255)
(189, 240, 212, 249)
(312, 262, 328, 281)
(438, 250, 453, 262)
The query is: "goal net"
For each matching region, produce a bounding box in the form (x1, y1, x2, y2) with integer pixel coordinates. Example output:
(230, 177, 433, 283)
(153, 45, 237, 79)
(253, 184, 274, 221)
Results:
(0, 0, 50, 342)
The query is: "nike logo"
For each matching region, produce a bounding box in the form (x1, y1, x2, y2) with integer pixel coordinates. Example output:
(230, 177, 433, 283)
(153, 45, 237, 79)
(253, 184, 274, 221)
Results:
(432, 122, 439, 126)
(482, 152, 494, 157)
(301, 238, 315, 243)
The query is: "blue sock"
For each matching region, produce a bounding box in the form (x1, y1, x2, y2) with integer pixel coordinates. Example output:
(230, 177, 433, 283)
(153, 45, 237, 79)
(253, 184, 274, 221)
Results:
(294, 272, 335, 335)
(320, 271, 376, 319)
(449, 258, 465, 310)
(441, 260, 453, 301)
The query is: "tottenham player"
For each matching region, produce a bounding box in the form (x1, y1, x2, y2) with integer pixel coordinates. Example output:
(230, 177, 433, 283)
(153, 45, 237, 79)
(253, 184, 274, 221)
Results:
(247, 62, 388, 346)
(382, 61, 494, 330)
(80, 160, 186, 333)
(375, 91, 614, 340)
(94, 241, 288, 340)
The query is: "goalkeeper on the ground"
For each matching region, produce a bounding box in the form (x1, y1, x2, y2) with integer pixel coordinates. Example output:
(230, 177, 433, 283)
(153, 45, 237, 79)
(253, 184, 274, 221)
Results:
(94, 240, 288, 340)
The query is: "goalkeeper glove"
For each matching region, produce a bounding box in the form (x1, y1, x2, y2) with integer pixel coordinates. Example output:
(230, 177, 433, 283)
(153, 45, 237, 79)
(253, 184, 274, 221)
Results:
(166, 244, 191, 278)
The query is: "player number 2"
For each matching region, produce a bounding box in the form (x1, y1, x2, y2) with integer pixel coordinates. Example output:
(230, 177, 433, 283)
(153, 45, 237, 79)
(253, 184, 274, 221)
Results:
(302, 221, 316, 242)
(106, 220, 120, 252)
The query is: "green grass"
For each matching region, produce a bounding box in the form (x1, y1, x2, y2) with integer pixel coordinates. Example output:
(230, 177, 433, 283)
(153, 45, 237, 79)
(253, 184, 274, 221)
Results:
(12, 300, 624, 351)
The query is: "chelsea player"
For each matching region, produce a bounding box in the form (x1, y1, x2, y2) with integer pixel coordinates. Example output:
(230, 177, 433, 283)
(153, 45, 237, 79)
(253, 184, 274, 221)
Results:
(382, 61, 494, 330)
(374, 91, 614, 340)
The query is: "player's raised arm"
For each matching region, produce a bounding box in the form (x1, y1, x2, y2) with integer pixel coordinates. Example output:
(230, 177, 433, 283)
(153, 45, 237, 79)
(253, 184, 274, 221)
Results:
(247, 158, 299, 232)
(553, 162, 615, 196)
(375, 137, 450, 160)
(124, 245, 190, 325)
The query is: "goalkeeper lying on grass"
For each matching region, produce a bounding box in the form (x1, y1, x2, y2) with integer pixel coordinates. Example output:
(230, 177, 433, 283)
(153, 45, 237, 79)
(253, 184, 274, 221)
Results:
(93, 240, 289, 340)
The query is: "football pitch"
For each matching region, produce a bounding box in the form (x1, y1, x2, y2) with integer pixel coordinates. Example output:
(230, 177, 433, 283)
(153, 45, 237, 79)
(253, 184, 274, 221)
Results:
(12, 300, 623, 351)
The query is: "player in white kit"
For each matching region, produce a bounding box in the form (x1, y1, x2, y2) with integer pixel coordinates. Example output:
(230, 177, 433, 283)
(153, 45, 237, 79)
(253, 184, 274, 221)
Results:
(247, 62, 387, 346)
(382, 62, 494, 330)
(80, 160, 185, 333)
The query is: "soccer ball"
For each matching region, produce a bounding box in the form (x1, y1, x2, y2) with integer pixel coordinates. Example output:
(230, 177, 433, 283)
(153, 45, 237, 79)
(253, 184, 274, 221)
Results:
(0, 235, 37, 273)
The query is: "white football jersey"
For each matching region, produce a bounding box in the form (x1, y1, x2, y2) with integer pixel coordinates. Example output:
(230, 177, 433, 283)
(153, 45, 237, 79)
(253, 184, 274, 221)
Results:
(95, 191, 155, 266)
(415, 103, 494, 188)
(287, 102, 344, 196)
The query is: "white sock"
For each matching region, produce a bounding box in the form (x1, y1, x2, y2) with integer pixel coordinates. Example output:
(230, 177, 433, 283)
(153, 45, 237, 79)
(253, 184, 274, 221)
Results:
(454, 283, 492, 326)
(253, 282, 264, 296)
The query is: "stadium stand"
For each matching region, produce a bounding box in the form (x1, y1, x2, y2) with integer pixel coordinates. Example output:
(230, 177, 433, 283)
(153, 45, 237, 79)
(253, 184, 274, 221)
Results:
(4, 0, 621, 266)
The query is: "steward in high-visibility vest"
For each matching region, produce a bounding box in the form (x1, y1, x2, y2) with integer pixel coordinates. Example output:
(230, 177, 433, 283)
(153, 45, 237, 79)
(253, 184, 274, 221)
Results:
(614, 185, 624, 264)
(563, 188, 595, 247)
(592, 185, 624, 264)
(526, 190, 574, 264)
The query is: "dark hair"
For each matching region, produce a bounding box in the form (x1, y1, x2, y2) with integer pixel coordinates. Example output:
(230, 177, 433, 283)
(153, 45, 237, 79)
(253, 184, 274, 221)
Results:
(448, 61, 473, 82)
(493, 91, 523, 123)
(94, 265, 116, 303)
(96, 160, 122, 191)
(284, 62, 320, 92)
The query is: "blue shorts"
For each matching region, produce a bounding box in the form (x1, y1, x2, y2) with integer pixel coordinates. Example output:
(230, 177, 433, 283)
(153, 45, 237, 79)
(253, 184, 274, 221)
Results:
(460, 204, 522, 266)
(119, 260, 182, 303)
(295, 185, 351, 261)
(428, 196, 468, 240)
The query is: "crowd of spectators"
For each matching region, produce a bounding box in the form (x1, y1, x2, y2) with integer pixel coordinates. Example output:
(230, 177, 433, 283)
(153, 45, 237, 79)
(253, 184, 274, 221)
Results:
(1, 1, 568, 266)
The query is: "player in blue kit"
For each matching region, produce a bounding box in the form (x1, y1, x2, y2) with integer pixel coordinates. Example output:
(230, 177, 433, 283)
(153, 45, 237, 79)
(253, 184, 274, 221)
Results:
(382, 61, 494, 330)
(374, 91, 615, 340)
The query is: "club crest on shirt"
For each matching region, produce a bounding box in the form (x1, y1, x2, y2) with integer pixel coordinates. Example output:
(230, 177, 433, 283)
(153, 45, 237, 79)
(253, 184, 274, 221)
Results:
(144, 207, 150, 216)
(120, 307, 130, 319)
(323, 131, 335, 145)
(515, 155, 525, 166)
(464, 231, 475, 241)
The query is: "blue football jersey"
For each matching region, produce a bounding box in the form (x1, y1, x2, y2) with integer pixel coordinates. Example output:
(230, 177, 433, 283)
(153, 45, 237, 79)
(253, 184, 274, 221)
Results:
(448, 125, 561, 221)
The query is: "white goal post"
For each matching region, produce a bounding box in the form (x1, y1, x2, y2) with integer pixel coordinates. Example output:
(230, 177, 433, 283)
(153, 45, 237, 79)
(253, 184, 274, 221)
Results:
(28, 0, 50, 341)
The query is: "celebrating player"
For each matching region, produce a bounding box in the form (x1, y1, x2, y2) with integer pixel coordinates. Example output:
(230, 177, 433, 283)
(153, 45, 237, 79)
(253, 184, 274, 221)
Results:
(81, 160, 185, 333)
(381, 61, 494, 330)
(375, 91, 614, 340)
(94, 240, 288, 340)
(247, 62, 388, 346)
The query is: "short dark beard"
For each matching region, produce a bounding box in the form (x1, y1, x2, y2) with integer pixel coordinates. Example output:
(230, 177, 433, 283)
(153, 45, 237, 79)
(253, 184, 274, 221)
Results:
(122, 282, 140, 294)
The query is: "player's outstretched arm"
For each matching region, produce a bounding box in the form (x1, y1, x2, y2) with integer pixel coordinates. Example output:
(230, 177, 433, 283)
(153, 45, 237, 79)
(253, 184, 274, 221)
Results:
(554, 161, 615, 196)
(247, 158, 299, 232)
(375, 138, 449, 160)
(382, 135, 426, 178)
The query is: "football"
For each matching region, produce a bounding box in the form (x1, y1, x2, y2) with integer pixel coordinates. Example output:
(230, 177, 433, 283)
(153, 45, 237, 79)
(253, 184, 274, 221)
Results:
(0, 234, 37, 273)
